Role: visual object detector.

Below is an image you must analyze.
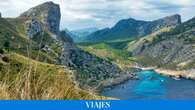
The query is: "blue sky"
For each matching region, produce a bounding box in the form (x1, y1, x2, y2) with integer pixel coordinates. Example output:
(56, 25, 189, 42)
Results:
(0, 0, 195, 30)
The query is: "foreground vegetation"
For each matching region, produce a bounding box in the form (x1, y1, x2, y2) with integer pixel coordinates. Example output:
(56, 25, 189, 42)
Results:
(0, 51, 108, 100)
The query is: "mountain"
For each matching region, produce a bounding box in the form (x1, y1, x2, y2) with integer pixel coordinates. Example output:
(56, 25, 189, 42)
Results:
(129, 16, 195, 70)
(0, 2, 106, 99)
(70, 27, 99, 42)
(4, 1, 66, 64)
(0, 1, 133, 96)
(20, 1, 61, 34)
(84, 14, 181, 42)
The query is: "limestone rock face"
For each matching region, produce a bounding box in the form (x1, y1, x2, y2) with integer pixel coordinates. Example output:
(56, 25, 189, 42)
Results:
(59, 29, 126, 88)
(146, 14, 181, 33)
(25, 19, 42, 38)
(132, 17, 195, 69)
(20, 1, 61, 34)
(18, 2, 129, 89)
(85, 14, 181, 42)
(60, 48, 125, 88)
(58, 31, 74, 43)
(59, 31, 76, 66)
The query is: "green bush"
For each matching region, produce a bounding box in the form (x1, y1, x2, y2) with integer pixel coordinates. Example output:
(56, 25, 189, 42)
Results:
(0, 49, 4, 54)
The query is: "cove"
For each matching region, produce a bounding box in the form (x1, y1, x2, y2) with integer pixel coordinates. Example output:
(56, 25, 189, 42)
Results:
(101, 70, 195, 99)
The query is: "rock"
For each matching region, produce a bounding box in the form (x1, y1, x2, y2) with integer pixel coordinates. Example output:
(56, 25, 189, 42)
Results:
(148, 14, 181, 33)
(0, 12, 1, 18)
(20, 1, 61, 34)
(19, 2, 133, 90)
(58, 31, 74, 43)
(25, 19, 42, 38)
(85, 14, 181, 42)
(41, 45, 52, 52)
(60, 47, 127, 88)
(132, 16, 195, 69)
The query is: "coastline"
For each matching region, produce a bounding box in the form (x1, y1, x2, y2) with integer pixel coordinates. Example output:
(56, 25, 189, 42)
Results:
(154, 69, 195, 80)
(96, 67, 195, 94)
(101, 73, 134, 88)
(96, 67, 142, 92)
(138, 65, 195, 80)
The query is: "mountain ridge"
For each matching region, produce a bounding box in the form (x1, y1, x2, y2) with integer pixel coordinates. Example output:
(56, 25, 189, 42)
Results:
(83, 14, 181, 42)
(70, 27, 99, 42)
(129, 16, 195, 70)
(2, 2, 132, 90)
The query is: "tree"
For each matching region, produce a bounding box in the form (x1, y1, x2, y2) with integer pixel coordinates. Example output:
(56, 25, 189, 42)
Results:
(0, 48, 4, 54)
(4, 41, 10, 50)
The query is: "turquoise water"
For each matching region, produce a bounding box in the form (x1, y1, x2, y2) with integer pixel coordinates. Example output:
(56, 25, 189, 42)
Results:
(101, 70, 195, 99)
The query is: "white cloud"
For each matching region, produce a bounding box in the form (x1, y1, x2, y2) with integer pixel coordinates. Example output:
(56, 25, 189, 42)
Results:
(0, 0, 195, 30)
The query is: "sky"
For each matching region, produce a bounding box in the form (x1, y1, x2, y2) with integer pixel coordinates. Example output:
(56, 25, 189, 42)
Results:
(0, 0, 195, 30)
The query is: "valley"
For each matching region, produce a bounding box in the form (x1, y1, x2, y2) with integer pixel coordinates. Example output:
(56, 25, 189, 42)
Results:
(0, 1, 195, 100)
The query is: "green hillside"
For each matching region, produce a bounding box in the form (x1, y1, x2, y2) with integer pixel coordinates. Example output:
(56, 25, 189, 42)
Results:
(78, 42, 137, 69)
(0, 18, 62, 64)
(127, 17, 195, 70)
(0, 52, 107, 100)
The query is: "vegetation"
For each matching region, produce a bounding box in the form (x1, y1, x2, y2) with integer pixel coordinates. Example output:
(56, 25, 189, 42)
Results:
(78, 42, 137, 69)
(0, 18, 109, 100)
(0, 18, 53, 63)
(0, 52, 108, 100)
(127, 27, 173, 52)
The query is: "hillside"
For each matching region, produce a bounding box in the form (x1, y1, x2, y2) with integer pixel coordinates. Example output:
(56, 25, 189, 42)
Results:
(78, 42, 137, 69)
(129, 16, 195, 70)
(1, 2, 65, 64)
(0, 1, 134, 99)
(0, 52, 107, 100)
(70, 27, 99, 42)
(83, 14, 181, 42)
(0, 17, 60, 64)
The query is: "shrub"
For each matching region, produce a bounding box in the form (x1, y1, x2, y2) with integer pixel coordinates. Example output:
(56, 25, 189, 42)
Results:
(0, 49, 4, 54)
(3, 41, 10, 50)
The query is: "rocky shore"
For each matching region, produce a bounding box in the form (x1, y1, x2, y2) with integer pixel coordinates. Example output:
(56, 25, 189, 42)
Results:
(101, 73, 135, 87)
(155, 69, 195, 80)
(96, 68, 141, 93)
(139, 66, 195, 80)
(94, 73, 134, 94)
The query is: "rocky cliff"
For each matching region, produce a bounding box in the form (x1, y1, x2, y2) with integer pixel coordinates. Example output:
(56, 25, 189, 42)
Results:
(25, 19, 42, 38)
(131, 16, 195, 70)
(59, 31, 129, 89)
(17, 2, 130, 89)
(84, 14, 181, 42)
(20, 1, 61, 35)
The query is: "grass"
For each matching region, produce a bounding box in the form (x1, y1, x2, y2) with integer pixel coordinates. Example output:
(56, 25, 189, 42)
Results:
(0, 17, 110, 100)
(0, 18, 63, 64)
(0, 52, 108, 100)
(127, 27, 173, 52)
(78, 42, 137, 69)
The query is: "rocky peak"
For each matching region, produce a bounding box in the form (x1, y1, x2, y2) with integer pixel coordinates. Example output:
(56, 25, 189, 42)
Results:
(157, 14, 181, 25)
(149, 14, 181, 32)
(85, 14, 182, 42)
(20, 1, 61, 34)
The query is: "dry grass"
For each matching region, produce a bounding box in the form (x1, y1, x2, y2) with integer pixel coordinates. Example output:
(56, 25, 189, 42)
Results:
(0, 53, 108, 100)
(0, 17, 110, 100)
